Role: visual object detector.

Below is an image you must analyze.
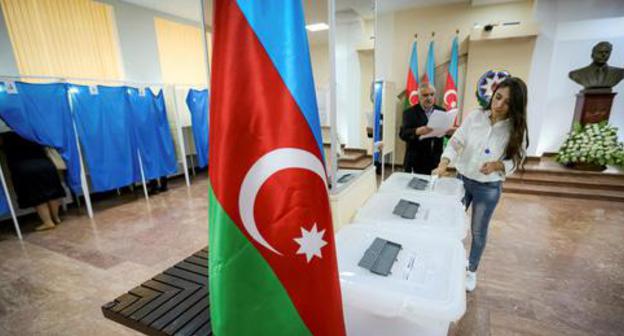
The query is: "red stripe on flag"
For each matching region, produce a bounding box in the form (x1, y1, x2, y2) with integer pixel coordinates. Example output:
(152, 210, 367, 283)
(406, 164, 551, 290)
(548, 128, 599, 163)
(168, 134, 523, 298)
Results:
(406, 71, 419, 106)
(210, 1, 345, 335)
(443, 72, 458, 112)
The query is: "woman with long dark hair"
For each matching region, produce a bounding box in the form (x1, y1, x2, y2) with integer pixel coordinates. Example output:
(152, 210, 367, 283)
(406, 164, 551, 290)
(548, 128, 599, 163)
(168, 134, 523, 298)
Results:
(434, 77, 529, 292)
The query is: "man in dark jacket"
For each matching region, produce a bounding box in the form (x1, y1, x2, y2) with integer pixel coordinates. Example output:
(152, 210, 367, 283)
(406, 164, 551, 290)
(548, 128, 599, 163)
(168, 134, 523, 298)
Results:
(399, 83, 448, 174)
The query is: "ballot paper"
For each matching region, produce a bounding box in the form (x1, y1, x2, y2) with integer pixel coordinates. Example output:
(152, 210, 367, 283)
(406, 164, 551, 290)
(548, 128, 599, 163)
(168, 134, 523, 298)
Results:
(420, 109, 458, 139)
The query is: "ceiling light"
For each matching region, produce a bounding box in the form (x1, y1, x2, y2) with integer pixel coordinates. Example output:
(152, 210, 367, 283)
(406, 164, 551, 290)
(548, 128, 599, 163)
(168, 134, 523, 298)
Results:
(306, 23, 329, 32)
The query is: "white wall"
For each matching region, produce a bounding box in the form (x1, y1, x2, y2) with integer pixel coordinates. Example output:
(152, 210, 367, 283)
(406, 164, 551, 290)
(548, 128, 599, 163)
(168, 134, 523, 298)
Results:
(0, 4, 15, 132)
(98, 0, 203, 84)
(529, 0, 624, 155)
(0, 3, 18, 76)
(525, 0, 557, 155)
(378, 1, 534, 112)
(336, 19, 369, 148)
(376, 1, 535, 163)
(310, 43, 330, 89)
(374, 12, 395, 82)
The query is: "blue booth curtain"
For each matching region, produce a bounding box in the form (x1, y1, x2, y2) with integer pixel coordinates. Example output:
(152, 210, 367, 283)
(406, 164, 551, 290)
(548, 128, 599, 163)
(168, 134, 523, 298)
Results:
(0, 82, 82, 193)
(127, 87, 177, 180)
(70, 85, 140, 192)
(373, 81, 383, 164)
(185, 89, 209, 168)
(0, 187, 10, 215)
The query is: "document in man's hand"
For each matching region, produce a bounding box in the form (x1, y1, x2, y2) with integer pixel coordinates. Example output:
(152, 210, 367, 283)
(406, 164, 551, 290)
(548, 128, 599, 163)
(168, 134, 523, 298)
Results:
(420, 109, 458, 139)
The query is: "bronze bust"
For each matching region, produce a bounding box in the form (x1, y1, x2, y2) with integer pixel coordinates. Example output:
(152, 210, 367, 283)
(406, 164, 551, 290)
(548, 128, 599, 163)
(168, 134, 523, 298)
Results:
(568, 41, 624, 90)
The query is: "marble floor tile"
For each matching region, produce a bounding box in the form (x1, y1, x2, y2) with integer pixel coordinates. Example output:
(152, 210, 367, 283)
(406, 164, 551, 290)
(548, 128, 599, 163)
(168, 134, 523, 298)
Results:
(0, 174, 622, 335)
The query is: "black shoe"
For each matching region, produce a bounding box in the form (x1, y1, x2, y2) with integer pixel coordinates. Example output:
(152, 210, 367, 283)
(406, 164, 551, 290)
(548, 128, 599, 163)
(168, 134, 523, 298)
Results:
(148, 187, 160, 195)
(158, 178, 168, 192)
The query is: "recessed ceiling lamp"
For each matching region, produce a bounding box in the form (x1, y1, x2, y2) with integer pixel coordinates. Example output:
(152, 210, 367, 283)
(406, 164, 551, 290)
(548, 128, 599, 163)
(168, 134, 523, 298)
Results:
(306, 23, 329, 32)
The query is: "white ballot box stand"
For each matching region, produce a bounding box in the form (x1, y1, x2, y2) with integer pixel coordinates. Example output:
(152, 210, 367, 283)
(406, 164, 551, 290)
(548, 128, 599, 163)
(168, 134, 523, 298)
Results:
(378, 172, 465, 203)
(336, 224, 466, 336)
(353, 191, 468, 240)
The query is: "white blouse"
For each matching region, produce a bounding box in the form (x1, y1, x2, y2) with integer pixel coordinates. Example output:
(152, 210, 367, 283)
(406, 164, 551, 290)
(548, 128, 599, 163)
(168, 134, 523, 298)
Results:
(442, 108, 518, 183)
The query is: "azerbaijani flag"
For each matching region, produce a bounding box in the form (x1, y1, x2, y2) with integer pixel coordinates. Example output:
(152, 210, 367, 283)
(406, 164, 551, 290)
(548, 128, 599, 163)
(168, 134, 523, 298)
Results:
(443, 36, 459, 113)
(405, 41, 420, 106)
(423, 40, 435, 86)
(209, 1, 346, 335)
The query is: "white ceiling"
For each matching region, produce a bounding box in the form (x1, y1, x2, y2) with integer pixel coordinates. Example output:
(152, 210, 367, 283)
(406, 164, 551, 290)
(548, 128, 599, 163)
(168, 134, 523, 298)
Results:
(471, 0, 526, 6)
(117, 0, 526, 45)
(378, 0, 467, 13)
(118, 0, 527, 23)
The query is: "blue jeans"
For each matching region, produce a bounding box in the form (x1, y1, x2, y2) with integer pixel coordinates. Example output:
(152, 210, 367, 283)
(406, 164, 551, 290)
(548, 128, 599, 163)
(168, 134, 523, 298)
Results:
(458, 174, 502, 272)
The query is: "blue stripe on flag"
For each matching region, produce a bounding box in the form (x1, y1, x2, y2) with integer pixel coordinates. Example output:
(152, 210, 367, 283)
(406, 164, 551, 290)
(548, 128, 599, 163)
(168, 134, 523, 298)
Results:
(409, 42, 419, 82)
(426, 41, 435, 86)
(236, 0, 324, 158)
(449, 37, 459, 84)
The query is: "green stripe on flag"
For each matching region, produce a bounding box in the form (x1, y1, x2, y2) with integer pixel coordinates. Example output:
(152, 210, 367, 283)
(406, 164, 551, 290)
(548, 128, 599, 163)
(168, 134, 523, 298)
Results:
(208, 187, 312, 336)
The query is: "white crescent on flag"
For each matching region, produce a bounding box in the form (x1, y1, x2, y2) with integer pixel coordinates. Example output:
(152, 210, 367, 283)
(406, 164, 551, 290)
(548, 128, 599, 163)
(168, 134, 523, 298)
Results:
(444, 89, 457, 108)
(409, 90, 419, 105)
(238, 148, 327, 255)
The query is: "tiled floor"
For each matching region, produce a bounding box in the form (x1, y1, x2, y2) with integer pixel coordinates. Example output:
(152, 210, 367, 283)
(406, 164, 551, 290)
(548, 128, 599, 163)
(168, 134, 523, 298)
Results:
(0, 175, 209, 336)
(0, 173, 623, 335)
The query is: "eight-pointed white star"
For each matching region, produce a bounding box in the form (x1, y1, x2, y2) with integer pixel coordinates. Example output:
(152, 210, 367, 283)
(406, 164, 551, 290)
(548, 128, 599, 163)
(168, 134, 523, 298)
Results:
(294, 223, 327, 263)
(480, 76, 497, 97)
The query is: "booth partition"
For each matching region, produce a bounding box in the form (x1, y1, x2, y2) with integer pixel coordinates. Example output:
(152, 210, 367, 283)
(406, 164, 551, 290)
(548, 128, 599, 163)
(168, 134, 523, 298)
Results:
(0, 77, 208, 239)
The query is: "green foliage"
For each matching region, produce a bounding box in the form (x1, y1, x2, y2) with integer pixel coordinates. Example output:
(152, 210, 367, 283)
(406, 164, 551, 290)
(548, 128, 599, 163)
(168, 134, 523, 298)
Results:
(556, 122, 624, 167)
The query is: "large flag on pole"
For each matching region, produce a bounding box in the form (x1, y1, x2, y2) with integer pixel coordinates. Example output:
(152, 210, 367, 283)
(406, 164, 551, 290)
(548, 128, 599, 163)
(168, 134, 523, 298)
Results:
(423, 40, 436, 86)
(405, 41, 420, 106)
(209, 1, 346, 335)
(444, 36, 459, 113)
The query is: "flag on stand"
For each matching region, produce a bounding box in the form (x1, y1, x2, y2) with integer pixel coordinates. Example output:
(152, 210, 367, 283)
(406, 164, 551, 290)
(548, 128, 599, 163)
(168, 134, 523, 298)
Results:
(444, 36, 459, 124)
(423, 40, 436, 86)
(209, 1, 346, 335)
(405, 41, 420, 107)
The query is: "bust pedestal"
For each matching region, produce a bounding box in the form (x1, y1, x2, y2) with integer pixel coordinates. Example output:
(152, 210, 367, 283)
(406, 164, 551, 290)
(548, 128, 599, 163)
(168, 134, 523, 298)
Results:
(573, 89, 616, 125)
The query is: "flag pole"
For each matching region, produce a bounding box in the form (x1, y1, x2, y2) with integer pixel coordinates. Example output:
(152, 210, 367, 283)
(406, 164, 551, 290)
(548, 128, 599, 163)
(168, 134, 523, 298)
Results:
(328, 0, 338, 191)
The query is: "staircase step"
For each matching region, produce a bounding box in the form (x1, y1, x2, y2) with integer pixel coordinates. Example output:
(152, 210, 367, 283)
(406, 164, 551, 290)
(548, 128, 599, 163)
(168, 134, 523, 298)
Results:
(340, 150, 365, 162)
(521, 157, 624, 177)
(507, 173, 624, 191)
(338, 155, 373, 170)
(323, 142, 346, 148)
(502, 181, 624, 202)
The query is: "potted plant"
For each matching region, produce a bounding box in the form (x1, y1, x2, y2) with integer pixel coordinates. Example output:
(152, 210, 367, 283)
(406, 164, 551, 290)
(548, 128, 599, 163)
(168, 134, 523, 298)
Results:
(556, 121, 624, 171)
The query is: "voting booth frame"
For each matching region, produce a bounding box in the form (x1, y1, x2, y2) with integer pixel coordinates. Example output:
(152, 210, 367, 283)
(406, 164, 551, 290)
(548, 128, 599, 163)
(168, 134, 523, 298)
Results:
(0, 74, 206, 240)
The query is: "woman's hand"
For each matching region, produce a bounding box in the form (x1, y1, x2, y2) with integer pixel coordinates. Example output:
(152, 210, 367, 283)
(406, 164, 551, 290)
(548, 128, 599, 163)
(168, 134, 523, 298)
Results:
(480, 161, 504, 175)
(432, 159, 452, 177)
